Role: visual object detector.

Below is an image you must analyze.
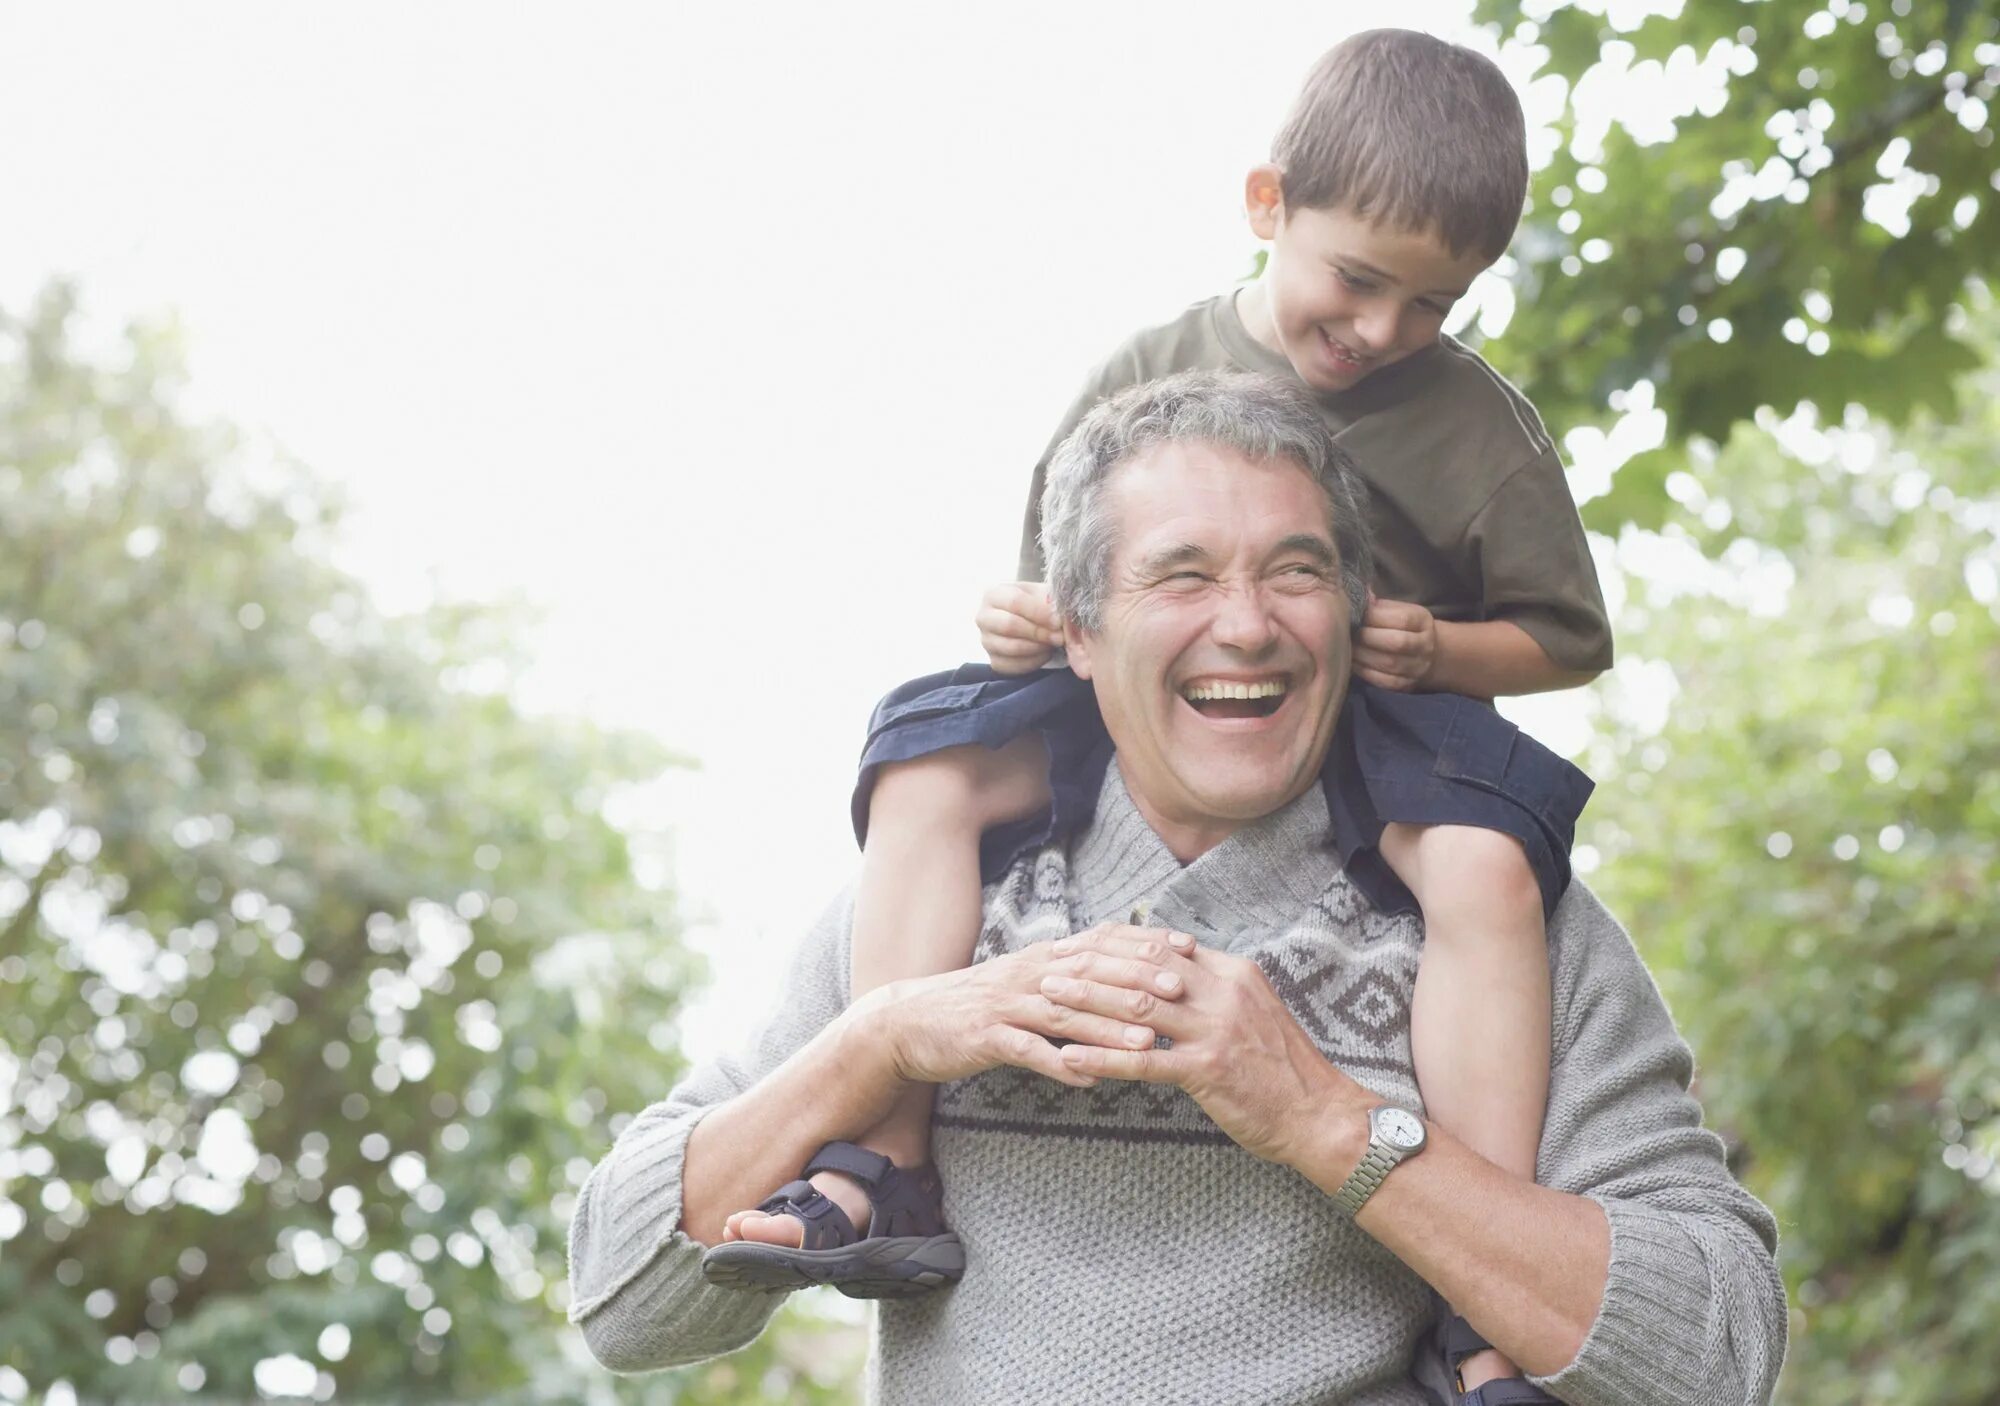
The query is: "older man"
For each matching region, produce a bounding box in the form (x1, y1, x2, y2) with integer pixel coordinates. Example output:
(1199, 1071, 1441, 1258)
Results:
(566, 371, 1787, 1404)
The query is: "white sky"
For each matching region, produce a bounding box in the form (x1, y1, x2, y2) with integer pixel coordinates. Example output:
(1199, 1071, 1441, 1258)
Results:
(3, 0, 1611, 1063)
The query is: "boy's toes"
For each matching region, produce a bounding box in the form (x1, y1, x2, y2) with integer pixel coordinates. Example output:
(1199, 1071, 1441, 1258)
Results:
(733, 1210, 806, 1248)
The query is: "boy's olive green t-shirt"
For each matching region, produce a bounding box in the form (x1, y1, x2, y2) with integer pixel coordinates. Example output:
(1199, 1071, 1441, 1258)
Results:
(1016, 291, 1614, 673)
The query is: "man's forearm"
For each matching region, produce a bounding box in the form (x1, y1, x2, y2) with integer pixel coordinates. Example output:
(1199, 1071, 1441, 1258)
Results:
(680, 1001, 907, 1245)
(1429, 619, 1599, 699)
(1292, 1085, 1610, 1378)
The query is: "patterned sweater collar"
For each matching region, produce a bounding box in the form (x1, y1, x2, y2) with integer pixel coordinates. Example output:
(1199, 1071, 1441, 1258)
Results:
(1069, 757, 1345, 949)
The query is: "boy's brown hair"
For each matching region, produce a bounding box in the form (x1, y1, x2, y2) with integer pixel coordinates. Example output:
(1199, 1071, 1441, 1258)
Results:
(1271, 28, 1529, 261)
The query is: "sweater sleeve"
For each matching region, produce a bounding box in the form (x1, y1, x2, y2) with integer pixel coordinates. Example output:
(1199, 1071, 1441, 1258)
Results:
(565, 888, 855, 1373)
(1528, 885, 1788, 1406)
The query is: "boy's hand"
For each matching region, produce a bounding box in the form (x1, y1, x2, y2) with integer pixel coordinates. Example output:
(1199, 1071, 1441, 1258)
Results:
(977, 581, 1063, 674)
(1355, 594, 1438, 691)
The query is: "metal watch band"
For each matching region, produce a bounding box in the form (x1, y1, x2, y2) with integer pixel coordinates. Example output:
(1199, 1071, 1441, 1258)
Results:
(1333, 1139, 1402, 1216)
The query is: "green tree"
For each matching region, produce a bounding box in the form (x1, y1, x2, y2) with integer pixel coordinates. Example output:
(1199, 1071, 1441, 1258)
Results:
(1473, 0, 2000, 532)
(1574, 305, 2000, 1402)
(0, 285, 860, 1404)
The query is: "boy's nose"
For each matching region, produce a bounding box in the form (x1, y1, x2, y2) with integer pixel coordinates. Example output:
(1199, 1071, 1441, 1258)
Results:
(1354, 301, 1401, 353)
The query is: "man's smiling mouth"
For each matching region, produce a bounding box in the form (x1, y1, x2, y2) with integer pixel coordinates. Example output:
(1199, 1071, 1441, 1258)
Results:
(1180, 676, 1290, 720)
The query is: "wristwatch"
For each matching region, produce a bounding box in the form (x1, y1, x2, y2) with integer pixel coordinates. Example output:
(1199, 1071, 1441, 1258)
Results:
(1332, 1104, 1427, 1216)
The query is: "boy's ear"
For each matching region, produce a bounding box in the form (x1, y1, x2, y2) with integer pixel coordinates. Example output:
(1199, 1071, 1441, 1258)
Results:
(1244, 163, 1285, 240)
(1061, 615, 1095, 681)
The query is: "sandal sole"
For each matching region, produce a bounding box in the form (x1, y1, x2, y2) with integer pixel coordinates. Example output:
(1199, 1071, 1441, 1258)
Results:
(700, 1232, 964, 1298)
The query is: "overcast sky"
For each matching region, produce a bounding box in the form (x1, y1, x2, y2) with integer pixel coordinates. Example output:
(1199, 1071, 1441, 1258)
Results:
(4, 0, 1606, 1060)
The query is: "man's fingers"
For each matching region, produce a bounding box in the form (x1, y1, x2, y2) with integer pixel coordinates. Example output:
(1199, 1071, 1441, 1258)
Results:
(1058, 1042, 1184, 1084)
(1039, 974, 1192, 1037)
(1052, 945, 1193, 996)
(1054, 923, 1197, 965)
(985, 1020, 1097, 1087)
(1016, 994, 1160, 1052)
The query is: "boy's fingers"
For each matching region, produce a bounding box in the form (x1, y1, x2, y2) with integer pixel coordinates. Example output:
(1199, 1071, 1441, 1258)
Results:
(976, 605, 1052, 641)
(1363, 597, 1426, 631)
(985, 581, 1060, 626)
(1357, 627, 1424, 656)
(1357, 671, 1413, 692)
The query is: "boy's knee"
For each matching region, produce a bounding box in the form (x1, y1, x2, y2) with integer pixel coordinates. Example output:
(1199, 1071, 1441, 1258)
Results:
(1383, 823, 1541, 921)
(870, 737, 1050, 832)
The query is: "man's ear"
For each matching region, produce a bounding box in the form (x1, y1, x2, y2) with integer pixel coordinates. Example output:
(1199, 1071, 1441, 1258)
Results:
(1061, 615, 1095, 681)
(1244, 163, 1285, 241)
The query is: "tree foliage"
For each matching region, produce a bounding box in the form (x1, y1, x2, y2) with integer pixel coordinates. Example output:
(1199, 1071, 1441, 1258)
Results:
(1575, 307, 2000, 1402)
(1473, 0, 2000, 533)
(0, 286, 859, 1404)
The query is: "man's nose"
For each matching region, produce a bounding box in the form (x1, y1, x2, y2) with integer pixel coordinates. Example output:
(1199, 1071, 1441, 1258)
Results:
(1209, 584, 1280, 652)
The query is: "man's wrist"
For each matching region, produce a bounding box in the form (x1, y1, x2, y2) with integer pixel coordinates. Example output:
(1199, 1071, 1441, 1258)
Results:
(1287, 1069, 1379, 1195)
(830, 982, 914, 1099)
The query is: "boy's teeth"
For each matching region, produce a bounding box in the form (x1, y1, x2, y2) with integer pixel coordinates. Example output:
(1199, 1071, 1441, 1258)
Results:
(1182, 680, 1287, 701)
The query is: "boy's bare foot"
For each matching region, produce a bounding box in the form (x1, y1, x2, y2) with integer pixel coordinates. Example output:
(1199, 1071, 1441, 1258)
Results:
(721, 1119, 931, 1247)
(722, 1167, 874, 1246)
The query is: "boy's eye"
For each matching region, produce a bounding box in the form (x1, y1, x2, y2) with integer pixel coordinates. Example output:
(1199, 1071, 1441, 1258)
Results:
(1335, 268, 1375, 292)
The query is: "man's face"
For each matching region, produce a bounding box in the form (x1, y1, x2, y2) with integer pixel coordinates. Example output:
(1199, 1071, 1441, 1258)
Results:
(1249, 187, 1492, 395)
(1064, 441, 1353, 858)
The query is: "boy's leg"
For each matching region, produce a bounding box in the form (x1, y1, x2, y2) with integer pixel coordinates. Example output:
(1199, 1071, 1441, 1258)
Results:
(1380, 821, 1550, 1396)
(726, 734, 1052, 1247)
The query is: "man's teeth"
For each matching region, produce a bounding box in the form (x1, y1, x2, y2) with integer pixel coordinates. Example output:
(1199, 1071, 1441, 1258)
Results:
(1181, 680, 1288, 701)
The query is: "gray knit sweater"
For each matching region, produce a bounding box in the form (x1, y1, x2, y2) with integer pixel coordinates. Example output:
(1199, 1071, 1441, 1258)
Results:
(568, 765, 1787, 1405)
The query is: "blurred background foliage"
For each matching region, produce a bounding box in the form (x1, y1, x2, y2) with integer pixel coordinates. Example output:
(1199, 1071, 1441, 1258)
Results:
(1, 0, 1996, 1402)
(0, 287, 860, 1402)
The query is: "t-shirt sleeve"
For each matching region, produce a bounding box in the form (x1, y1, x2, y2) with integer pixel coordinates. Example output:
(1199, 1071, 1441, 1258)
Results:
(1462, 450, 1614, 673)
(1015, 344, 1149, 582)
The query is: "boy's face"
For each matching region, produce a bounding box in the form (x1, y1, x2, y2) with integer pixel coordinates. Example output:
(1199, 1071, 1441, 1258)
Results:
(1244, 167, 1493, 394)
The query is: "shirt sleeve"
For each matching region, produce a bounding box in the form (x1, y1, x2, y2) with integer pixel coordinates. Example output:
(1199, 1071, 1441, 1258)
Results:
(1528, 884, 1788, 1406)
(1015, 344, 1149, 582)
(565, 888, 855, 1373)
(1461, 451, 1614, 673)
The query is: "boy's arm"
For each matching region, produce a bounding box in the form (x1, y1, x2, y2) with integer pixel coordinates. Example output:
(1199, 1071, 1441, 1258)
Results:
(1358, 603, 1601, 699)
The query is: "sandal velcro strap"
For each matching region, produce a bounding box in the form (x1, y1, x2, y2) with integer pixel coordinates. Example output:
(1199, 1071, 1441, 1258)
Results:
(754, 1178, 856, 1251)
(804, 1140, 895, 1188)
(1461, 1380, 1561, 1406)
(1444, 1313, 1494, 1366)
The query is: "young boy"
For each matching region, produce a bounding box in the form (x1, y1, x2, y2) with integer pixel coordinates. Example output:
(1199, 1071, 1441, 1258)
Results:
(702, 29, 1610, 1403)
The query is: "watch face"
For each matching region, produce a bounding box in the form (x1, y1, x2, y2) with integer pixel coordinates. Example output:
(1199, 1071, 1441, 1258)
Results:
(1377, 1108, 1424, 1149)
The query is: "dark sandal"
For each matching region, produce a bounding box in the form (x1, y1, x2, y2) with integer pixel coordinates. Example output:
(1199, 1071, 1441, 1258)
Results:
(699, 1141, 964, 1299)
(1446, 1314, 1561, 1406)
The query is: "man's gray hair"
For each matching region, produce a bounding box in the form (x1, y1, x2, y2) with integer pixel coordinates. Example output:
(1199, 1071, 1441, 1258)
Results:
(1039, 370, 1373, 631)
